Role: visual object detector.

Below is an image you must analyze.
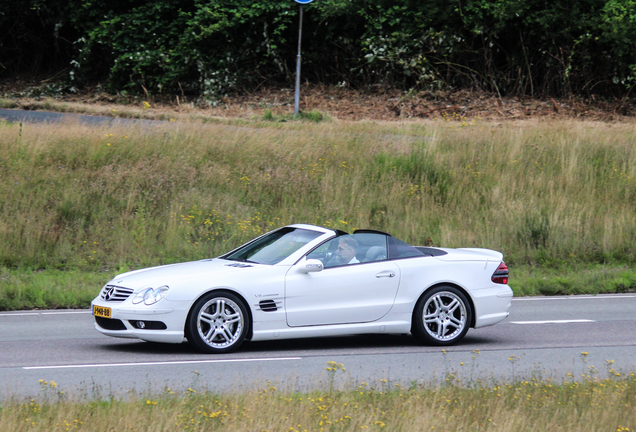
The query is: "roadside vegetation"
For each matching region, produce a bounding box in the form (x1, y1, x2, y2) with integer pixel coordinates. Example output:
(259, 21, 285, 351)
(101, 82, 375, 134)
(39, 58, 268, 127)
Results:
(4, 1, 636, 104)
(0, 115, 635, 309)
(3, 1, 636, 425)
(2, 362, 636, 431)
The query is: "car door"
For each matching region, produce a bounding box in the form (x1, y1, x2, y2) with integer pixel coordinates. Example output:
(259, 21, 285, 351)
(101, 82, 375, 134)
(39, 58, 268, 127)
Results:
(284, 234, 400, 327)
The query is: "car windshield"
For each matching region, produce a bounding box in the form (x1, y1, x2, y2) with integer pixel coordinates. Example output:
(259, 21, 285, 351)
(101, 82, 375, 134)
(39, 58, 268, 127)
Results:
(222, 227, 323, 265)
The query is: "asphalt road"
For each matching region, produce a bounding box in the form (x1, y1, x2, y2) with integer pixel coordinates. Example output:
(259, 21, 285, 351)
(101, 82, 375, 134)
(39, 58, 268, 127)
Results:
(1, 294, 635, 400)
(0, 108, 157, 127)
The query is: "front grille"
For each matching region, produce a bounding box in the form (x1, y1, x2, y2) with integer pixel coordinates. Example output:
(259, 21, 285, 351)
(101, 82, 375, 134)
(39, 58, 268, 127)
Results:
(95, 316, 127, 330)
(100, 285, 134, 302)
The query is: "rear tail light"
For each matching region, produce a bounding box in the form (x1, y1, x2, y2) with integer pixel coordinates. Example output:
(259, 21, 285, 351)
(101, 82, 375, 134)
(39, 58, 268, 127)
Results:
(492, 262, 509, 284)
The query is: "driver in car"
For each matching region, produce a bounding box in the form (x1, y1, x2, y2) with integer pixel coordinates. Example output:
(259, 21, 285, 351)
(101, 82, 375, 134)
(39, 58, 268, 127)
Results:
(327, 236, 360, 267)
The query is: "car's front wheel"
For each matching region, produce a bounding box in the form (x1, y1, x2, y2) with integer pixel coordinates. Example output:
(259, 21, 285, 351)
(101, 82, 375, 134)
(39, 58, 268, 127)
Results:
(412, 286, 471, 346)
(186, 291, 249, 354)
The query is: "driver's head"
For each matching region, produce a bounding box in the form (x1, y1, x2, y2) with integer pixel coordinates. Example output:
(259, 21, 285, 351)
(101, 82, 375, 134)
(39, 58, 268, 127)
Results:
(336, 236, 358, 263)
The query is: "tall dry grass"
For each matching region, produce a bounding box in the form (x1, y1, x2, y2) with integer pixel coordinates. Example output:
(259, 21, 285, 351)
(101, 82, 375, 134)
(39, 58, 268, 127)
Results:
(1, 117, 635, 272)
(2, 373, 635, 432)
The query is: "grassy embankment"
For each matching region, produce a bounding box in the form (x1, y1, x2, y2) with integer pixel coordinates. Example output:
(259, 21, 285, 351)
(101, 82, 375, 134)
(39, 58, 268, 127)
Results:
(1, 116, 635, 309)
(2, 362, 635, 431)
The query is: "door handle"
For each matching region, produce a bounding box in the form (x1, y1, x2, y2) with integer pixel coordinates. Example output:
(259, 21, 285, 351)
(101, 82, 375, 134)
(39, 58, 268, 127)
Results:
(376, 271, 396, 278)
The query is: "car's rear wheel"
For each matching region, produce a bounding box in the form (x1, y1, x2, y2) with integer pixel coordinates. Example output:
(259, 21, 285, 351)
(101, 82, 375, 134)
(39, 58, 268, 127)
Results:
(412, 286, 471, 346)
(186, 291, 249, 354)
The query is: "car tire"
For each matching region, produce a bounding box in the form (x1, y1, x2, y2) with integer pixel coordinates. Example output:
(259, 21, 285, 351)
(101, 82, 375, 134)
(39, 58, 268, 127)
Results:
(412, 285, 471, 346)
(186, 291, 249, 354)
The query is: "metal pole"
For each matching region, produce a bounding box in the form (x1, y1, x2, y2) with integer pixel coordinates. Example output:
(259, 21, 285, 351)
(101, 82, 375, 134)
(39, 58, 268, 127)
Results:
(294, 5, 304, 116)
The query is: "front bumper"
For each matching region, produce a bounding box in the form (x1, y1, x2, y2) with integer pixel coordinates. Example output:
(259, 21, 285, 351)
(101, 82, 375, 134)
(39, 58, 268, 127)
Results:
(91, 298, 190, 344)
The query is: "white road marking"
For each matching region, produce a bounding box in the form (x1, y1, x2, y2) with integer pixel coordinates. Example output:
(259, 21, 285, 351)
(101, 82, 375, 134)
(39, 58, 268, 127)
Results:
(0, 313, 41, 317)
(23, 357, 302, 370)
(0, 310, 91, 317)
(41, 311, 91, 315)
(510, 319, 595, 325)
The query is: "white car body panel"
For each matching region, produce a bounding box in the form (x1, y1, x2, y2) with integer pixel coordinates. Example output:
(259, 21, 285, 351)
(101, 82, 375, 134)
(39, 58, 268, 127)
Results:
(91, 224, 512, 349)
(285, 258, 401, 326)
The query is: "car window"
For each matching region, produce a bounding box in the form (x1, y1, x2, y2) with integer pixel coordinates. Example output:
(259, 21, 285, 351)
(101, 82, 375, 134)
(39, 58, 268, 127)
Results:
(388, 237, 426, 260)
(223, 227, 323, 265)
(305, 240, 334, 264)
(352, 233, 388, 263)
(307, 236, 358, 268)
(307, 233, 388, 268)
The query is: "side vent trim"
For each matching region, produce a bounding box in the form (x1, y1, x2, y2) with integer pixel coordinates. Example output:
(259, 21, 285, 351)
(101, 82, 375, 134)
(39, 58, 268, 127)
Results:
(259, 299, 278, 312)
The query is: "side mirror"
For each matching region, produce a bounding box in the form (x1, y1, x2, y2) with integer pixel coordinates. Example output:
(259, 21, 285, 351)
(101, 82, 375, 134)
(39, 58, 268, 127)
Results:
(300, 259, 324, 273)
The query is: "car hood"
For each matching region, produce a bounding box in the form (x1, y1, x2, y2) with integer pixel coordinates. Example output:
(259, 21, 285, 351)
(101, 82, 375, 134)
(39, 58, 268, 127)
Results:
(435, 248, 503, 262)
(108, 259, 267, 290)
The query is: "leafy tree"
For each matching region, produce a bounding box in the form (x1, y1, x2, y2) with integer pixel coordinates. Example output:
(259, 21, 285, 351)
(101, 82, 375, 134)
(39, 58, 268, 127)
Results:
(2, 0, 636, 99)
(0, 0, 75, 77)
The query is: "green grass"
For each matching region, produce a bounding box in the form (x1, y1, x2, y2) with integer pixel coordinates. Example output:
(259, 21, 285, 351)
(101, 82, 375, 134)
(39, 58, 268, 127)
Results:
(511, 264, 636, 296)
(1, 264, 634, 311)
(262, 109, 330, 123)
(0, 268, 110, 310)
(0, 117, 635, 309)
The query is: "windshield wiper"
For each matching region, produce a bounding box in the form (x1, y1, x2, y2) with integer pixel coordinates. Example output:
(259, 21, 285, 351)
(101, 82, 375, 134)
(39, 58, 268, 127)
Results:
(222, 256, 261, 264)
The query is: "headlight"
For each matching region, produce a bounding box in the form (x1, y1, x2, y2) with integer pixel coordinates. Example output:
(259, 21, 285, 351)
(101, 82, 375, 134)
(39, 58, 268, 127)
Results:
(132, 285, 169, 305)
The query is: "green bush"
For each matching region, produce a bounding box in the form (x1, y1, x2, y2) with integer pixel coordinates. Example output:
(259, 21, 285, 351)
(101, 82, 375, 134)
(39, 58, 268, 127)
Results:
(4, 0, 636, 98)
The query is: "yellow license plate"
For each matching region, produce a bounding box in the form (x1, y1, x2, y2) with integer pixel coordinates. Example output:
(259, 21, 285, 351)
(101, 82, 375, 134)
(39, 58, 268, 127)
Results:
(93, 305, 112, 319)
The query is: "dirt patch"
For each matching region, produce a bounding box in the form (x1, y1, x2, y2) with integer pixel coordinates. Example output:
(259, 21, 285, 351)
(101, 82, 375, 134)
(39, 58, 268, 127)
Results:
(2, 79, 635, 122)
(212, 85, 636, 122)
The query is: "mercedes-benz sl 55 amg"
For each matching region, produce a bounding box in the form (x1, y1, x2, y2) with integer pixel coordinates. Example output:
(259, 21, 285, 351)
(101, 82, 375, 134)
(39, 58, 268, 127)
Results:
(92, 224, 512, 353)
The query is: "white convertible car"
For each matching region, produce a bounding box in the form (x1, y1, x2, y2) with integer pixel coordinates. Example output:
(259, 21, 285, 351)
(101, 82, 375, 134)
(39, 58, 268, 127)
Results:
(92, 224, 512, 353)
